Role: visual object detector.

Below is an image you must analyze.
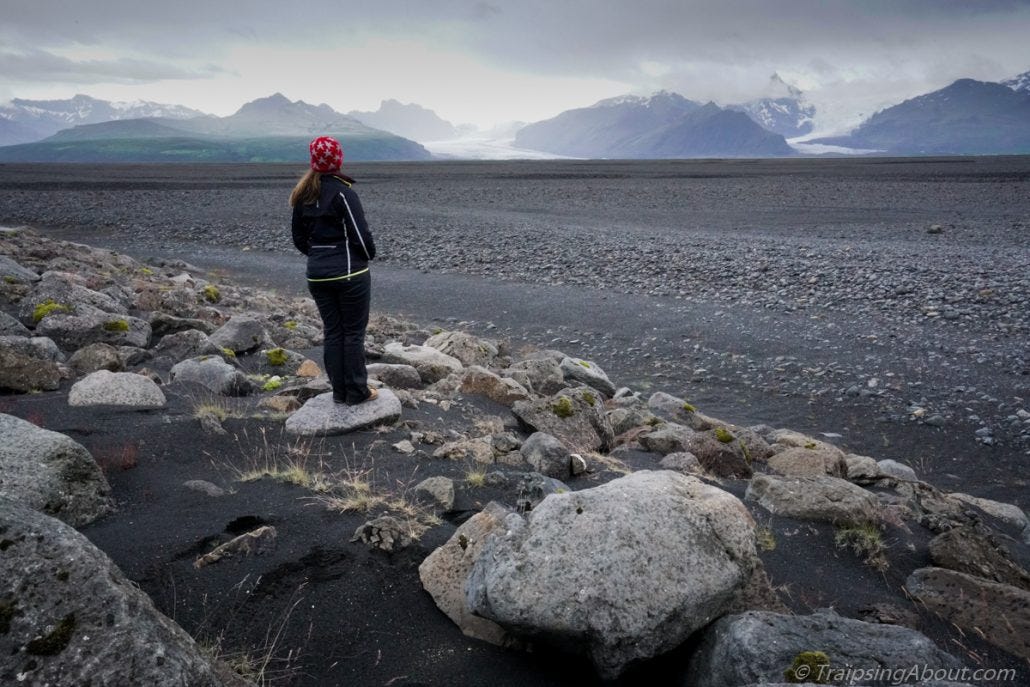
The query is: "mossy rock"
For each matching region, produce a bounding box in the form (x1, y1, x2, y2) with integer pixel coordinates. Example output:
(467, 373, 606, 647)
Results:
(265, 347, 288, 366)
(201, 284, 221, 303)
(552, 396, 575, 418)
(102, 319, 129, 332)
(32, 299, 72, 324)
(714, 426, 735, 443)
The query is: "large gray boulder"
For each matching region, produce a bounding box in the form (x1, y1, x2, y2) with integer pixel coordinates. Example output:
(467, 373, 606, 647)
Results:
(285, 390, 402, 436)
(906, 567, 1030, 660)
(459, 366, 530, 406)
(207, 315, 269, 354)
(34, 303, 151, 350)
(381, 342, 463, 384)
(466, 470, 768, 678)
(67, 342, 124, 374)
(559, 356, 616, 397)
(0, 312, 30, 335)
(519, 432, 572, 480)
(0, 413, 113, 526)
(366, 362, 422, 389)
(0, 254, 40, 283)
(418, 502, 514, 647)
(0, 497, 228, 686)
(170, 356, 255, 396)
(684, 609, 961, 687)
(68, 370, 166, 408)
(424, 330, 498, 367)
(151, 328, 221, 363)
(506, 357, 565, 395)
(767, 445, 848, 478)
(511, 387, 614, 453)
(638, 423, 696, 455)
(0, 344, 61, 392)
(746, 474, 880, 525)
(21, 271, 128, 324)
(0, 335, 64, 362)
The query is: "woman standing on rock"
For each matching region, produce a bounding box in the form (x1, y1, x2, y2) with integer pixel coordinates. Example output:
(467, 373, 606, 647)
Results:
(290, 135, 378, 405)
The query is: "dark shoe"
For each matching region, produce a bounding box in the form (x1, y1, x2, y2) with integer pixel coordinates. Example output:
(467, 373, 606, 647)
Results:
(332, 394, 348, 405)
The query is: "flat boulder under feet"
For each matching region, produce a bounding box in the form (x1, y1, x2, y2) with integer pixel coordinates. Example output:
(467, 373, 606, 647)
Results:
(0, 413, 113, 527)
(285, 389, 401, 436)
(466, 470, 770, 679)
(0, 497, 228, 686)
(684, 609, 961, 687)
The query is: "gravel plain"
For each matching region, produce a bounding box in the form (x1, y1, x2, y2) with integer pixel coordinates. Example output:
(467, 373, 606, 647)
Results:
(1, 157, 1028, 504)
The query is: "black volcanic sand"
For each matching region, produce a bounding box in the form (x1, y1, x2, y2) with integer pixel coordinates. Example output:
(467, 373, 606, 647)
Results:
(1, 160, 1030, 685)
(1, 158, 1026, 507)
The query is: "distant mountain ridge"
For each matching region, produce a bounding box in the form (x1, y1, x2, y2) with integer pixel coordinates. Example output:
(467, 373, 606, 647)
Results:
(0, 94, 205, 146)
(0, 93, 432, 163)
(812, 78, 1030, 155)
(348, 100, 460, 142)
(514, 91, 793, 158)
(727, 74, 816, 138)
(1003, 70, 1030, 94)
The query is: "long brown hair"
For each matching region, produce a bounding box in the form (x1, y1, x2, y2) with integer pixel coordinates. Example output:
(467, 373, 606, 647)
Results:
(289, 169, 320, 207)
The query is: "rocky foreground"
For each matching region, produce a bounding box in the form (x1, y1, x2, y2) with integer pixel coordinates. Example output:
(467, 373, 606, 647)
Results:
(1, 228, 1029, 686)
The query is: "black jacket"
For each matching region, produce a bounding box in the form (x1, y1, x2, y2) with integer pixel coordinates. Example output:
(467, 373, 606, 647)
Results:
(291, 174, 376, 281)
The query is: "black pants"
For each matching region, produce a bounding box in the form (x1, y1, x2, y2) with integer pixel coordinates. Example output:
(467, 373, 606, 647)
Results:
(308, 271, 371, 404)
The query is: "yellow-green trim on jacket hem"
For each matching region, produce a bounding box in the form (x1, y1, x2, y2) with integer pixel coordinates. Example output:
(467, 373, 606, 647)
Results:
(306, 267, 369, 283)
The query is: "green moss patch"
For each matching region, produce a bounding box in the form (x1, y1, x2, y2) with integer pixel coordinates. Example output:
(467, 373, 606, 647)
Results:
(265, 348, 288, 366)
(681, 402, 697, 413)
(26, 613, 76, 656)
(784, 650, 830, 683)
(32, 299, 71, 324)
(262, 376, 283, 392)
(283, 320, 298, 331)
(581, 390, 596, 406)
(551, 396, 575, 418)
(202, 284, 221, 303)
(714, 427, 735, 443)
(102, 319, 129, 332)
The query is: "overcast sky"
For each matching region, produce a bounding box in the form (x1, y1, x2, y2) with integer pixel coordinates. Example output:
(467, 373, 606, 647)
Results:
(2, 1, 1028, 133)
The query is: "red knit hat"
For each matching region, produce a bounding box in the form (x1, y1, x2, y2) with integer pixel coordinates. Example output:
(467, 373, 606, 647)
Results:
(309, 136, 343, 173)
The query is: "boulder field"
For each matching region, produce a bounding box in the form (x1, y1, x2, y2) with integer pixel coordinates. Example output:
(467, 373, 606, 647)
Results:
(1, 228, 1028, 685)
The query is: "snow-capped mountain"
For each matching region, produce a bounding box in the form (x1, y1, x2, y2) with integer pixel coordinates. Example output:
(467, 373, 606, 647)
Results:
(728, 75, 816, 138)
(514, 91, 793, 158)
(811, 78, 1030, 155)
(0, 94, 206, 145)
(1002, 70, 1030, 94)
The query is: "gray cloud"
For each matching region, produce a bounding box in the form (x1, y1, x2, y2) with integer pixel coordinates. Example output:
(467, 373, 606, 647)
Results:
(1, 0, 1027, 124)
(0, 48, 224, 84)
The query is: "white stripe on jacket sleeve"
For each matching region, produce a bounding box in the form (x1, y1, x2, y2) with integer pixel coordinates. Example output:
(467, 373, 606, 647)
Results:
(339, 192, 372, 260)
